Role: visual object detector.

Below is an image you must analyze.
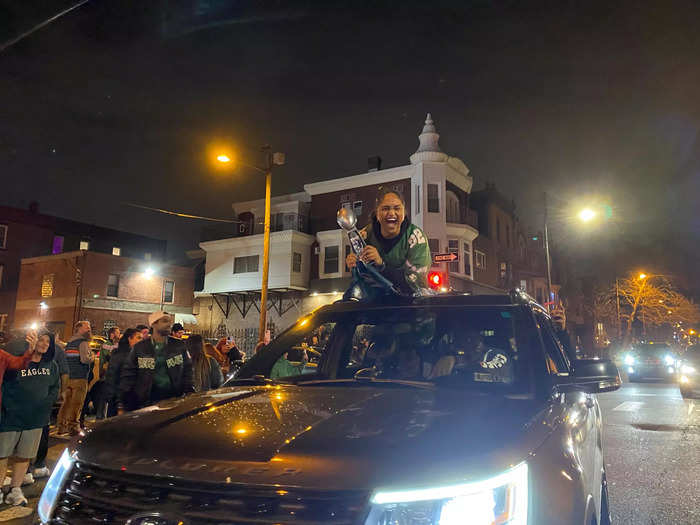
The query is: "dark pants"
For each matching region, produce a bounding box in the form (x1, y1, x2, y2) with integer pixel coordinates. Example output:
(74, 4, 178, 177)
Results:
(80, 381, 107, 425)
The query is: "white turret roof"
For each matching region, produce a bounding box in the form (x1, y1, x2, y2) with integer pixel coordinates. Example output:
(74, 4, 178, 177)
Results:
(410, 113, 449, 164)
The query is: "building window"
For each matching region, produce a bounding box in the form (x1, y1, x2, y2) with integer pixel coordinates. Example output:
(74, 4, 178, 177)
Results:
(353, 201, 363, 217)
(427, 184, 440, 213)
(496, 218, 501, 242)
(79, 240, 89, 251)
(52, 236, 64, 255)
(463, 242, 471, 276)
(292, 252, 302, 273)
(0, 224, 6, 249)
(107, 274, 119, 297)
(446, 191, 460, 223)
(324, 245, 339, 274)
(162, 280, 175, 303)
(499, 261, 507, 278)
(145, 253, 152, 261)
(415, 185, 420, 214)
(41, 274, 55, 297)
(475, 250, 487, 270)
(448, 239, 459, 273)
(520, 279, 527, 292)
(234, 255, 259, 274)
(112, 246, 121, 256)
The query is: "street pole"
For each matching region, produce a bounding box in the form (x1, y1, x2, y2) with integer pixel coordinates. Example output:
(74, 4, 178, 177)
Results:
(616, 278, 621, 341)
(543, 192, 553, 309)
(258, 148, 272, 342)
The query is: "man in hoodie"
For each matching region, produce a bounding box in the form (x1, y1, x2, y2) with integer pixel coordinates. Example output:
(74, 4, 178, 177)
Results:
(0, 331, 59, 505)
(56, 321, 94, 436)
(119, 312, 194, 412)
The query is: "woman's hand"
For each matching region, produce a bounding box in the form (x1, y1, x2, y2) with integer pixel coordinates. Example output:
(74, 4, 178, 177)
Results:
(361, 246, 383, 266)
(346, 252, 358, 269)
(26, 330, 38, 351)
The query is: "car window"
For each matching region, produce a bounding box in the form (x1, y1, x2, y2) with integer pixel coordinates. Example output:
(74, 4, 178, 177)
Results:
(268, 322, 336, 379)
(535, 312, 569, 374)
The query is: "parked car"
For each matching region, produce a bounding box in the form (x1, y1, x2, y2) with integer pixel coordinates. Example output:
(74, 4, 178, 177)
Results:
(678, 344, 699, 398)
(39, 291, 620, 525)
(620, 343, 679, 382)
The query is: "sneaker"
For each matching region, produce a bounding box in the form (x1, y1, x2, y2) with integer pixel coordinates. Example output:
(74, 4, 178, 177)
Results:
(2, 473, 33, 487)
(33, 467, 51, 479)
(5, 487, 27, 506)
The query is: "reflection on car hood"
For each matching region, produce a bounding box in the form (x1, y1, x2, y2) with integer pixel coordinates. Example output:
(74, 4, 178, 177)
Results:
(78, 385, 558, 490)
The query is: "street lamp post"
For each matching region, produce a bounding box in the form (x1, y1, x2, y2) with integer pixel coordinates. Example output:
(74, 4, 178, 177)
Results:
(543, 192, 553, 308)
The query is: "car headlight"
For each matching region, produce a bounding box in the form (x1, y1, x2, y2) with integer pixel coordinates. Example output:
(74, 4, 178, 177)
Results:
(366, 462, 528, 525)
(664, 355, 675, 366)
(681, 365, 696, 375)
(38, 448, 75, 523)
(624, 354, 635, 366)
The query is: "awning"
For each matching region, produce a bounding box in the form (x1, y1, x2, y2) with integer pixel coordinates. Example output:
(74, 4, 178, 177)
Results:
(174, 313, 198, 326)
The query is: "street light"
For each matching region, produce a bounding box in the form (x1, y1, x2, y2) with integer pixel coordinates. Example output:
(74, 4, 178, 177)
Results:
(216, 145, 286, 342)
(578, 208, 596, 222)
(638, 273, 647, 280)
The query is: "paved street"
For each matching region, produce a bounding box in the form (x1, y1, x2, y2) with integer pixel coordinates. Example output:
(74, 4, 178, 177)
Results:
(600, 382, 700, 525)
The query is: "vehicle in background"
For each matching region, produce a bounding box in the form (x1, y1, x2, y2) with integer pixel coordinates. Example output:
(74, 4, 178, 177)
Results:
(39, 291, 621, 525)
(620, 343, 679, 382)
(678, 344, 699, 398)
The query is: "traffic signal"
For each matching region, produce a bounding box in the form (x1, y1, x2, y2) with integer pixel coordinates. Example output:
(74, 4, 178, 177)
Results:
(427, 271, 445, 291)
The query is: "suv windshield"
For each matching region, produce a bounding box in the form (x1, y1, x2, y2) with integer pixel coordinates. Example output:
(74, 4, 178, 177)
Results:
(239, 305, 533, 394)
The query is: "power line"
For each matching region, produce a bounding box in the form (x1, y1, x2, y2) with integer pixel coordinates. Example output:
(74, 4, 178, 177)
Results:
(122, 202, 241, 223)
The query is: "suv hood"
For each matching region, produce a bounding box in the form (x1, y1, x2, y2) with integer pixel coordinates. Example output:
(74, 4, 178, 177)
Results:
(78, 385, 558, 490)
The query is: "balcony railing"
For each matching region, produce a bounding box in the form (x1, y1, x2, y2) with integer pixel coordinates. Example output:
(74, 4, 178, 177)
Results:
(253, 213, 309, 235)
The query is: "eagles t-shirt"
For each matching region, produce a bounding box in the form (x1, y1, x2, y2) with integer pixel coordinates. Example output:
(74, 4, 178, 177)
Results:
(150, 341, 174, 401)
(0, 359, 59, 431)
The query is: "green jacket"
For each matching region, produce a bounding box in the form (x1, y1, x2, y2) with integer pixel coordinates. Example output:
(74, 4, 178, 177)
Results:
(0, 359, 60, 431)
(362, 218, 432, 295)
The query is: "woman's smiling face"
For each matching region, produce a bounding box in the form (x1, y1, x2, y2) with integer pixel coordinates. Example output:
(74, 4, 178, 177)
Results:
(376, 192, 405, 238)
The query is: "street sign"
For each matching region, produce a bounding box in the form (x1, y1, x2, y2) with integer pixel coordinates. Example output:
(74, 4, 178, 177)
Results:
(433, 252, 458, 263)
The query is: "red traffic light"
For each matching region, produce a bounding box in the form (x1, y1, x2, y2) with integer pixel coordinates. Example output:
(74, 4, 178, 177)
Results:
(427, 271, 443, 289)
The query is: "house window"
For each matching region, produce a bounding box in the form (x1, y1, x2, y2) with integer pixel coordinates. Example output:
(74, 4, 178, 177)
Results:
(234, 255, 259, 274)
(41, 274, 55, 297)
(415, 185, 420, 214)
(353, 201, 363, 216)
(145, 253, 152, 261)
(463, 242, 471, 276)
(162, 280, 175, 303)
(107, 274, 120, 297)
(324, 246, 339, 274)
(448, 239, 459, 273)
(475, 250, 487, 270)
(427, 184, 440, 213)
(79, 240, 89, 251)
(0, 225, 7, 249)
(499, 261, 507, 278)
(52, 236, 64, 254)
(112, 246, 121, 256)
(292, 252, 302, 273)
(446, 191, 460, 223)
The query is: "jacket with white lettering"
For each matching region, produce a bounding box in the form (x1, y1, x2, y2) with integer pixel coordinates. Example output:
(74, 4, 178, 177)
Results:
(119, 337, 194, 411)
(0, 357, 59, 431)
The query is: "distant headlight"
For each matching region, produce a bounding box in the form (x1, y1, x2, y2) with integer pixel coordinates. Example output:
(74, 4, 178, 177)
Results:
(681, 365, 696, 375)
(38, 448, 75, 523)
(366, 462, 528, 525)
(664, 355, 675, 366)
(624, 354, 635, 366)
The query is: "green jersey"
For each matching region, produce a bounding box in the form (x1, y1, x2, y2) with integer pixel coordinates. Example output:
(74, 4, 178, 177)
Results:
(361, 218, 432, 295)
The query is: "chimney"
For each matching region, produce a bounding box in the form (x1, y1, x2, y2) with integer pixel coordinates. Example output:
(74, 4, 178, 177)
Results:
(368, 156, 382, 172)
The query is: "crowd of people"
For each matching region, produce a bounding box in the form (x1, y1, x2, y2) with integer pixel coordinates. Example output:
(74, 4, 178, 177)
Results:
(0, 311, 245, 506)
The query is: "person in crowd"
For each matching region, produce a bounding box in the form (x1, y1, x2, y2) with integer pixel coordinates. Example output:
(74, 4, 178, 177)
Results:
(171, 323, 185, 339)
(187, 335, 223, 392)
(56, 321, 94, 436)
(0, 331, 59, 505)
(85, 326, 120, 421)
(136, 324, 150, 341)
(271, 347, 308, 379)
(346, 187, 432, 296)
(104, 328, 142, 417)
(0, 331, 35, 416)
(119, 312, 194, 412)
(213, 337, 245, 374)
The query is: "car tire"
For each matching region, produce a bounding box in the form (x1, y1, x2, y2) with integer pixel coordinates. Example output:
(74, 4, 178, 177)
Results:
(600, 471, 612, 525)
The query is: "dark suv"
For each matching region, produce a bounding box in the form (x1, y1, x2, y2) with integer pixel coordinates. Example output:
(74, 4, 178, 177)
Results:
(39, 291, 620, 525)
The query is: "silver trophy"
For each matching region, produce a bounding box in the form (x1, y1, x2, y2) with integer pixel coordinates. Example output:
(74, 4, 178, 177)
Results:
(337, 206, 367, 258)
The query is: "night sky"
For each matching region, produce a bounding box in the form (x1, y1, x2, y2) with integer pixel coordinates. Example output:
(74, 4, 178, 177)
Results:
(1, 1, 699, 291)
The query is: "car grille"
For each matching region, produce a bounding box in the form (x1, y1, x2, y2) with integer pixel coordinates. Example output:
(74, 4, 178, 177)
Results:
(51, 462, 369, 525)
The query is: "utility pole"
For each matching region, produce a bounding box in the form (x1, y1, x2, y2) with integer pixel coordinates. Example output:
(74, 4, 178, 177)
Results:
(616, 278, 621, 341)
(543, 192, 553, 310)
(258, 147, 273, 342)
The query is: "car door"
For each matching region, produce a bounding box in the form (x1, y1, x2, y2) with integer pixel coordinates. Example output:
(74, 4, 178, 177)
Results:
(536, 311, 604, 519)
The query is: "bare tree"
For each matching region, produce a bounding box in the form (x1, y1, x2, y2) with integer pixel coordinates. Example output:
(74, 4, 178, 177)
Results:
(598, 274, 700, 345)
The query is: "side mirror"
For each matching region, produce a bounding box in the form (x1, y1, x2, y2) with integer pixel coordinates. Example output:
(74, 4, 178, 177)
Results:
(558, 359, 622, 394)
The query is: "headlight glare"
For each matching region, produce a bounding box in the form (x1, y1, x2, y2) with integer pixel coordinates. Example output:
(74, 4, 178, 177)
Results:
(38, 448, 75, 523)
(664, 355, 675, 366)
(623, 354, 635, 366)
(681, 365, 696, 374)
(367, 462, 528, 525)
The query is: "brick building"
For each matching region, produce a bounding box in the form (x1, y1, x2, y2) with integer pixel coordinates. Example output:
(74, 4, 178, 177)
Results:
(0, 204, 167, 332)
(15, 251, 194, 339)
